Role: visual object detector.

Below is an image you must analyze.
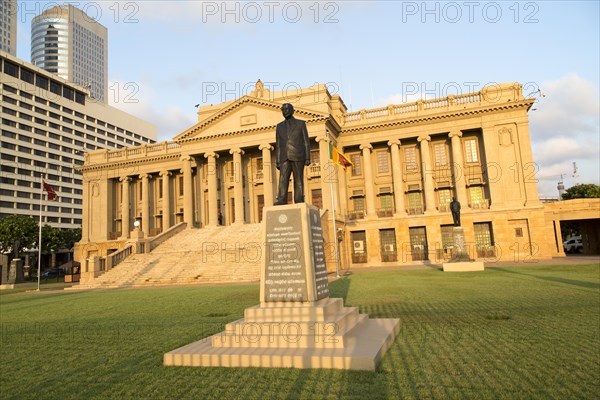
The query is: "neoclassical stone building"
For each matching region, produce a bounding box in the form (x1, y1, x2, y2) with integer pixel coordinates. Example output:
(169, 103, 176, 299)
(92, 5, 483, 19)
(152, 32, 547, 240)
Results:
(76, 81, 568, 273)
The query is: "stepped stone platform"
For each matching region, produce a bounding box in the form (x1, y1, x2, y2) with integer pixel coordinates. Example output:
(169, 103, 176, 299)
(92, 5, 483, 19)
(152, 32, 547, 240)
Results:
(163, 298, 400, 370)
(164, 204, 400, 371)
(72, 224, 262, 290)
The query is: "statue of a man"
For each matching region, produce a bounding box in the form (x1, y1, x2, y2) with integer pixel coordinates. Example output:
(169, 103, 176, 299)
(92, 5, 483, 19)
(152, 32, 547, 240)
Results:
(274, 103, 310, 205)
(450, 197, 461, 226)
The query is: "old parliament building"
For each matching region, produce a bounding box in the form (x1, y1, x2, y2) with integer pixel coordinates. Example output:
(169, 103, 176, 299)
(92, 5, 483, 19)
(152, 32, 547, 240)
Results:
(75, 81, 577, 279)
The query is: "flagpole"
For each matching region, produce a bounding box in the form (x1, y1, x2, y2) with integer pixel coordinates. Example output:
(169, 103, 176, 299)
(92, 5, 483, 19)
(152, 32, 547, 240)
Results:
(37, 174, 43, 291)
(327, 137, 341, 278)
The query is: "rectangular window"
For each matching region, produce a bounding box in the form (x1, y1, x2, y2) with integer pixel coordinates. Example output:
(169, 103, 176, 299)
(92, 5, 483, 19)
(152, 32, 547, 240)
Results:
(407, 192, 423, 214)
(351, 231, 367, 263)
(469, 186, 487, 208)
(353, 196, 364, 212)
(178, 176, 184, 196)
(350, 153, 362, 176)
(441, 225, 454, 251)
(409, 226, 428, 261)
(4, 60, 19, 77)
(379, 229, 397, 262)
(378, 187, 393, 217)
(515, 228, 523, 238)
(464, 139, 479, 163)
(310, 149, 319, 164)
(438, 189, 452, 209)
(376, 150, 389, 174)
(311, 189, 322, 209)
(433, 142, 448, 166)
(474, 222, 495, 258)
(158, 178, 163, 198)
(404, 147, 418, 171)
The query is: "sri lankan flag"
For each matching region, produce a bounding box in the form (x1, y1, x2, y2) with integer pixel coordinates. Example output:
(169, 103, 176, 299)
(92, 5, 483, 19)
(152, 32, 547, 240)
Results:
(329, 143, 353, 169)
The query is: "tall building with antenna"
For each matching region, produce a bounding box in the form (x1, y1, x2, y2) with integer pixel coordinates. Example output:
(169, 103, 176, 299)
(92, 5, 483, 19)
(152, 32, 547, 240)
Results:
(31, 4, 108, 102)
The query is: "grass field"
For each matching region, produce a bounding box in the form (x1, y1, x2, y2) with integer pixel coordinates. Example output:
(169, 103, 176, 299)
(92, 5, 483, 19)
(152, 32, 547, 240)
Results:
(1, 264, 599, 400)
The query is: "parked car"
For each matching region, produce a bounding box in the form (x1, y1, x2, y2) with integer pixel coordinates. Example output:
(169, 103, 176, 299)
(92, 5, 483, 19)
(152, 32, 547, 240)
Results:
(563, 237, 583, 254)
(41, 268, 66, 278)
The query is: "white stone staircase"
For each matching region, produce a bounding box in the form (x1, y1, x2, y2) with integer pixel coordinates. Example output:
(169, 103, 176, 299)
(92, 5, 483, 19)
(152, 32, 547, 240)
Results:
(73, 224, 263, 289)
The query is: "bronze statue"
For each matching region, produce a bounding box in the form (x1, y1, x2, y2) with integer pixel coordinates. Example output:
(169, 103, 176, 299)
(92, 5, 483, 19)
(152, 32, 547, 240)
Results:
(450, 197, 461, 226)
(274, 103, 310, 205)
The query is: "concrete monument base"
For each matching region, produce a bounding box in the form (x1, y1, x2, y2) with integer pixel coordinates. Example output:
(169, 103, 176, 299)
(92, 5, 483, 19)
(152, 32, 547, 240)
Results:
(442, 226, 485, 272)
(443, 261, 485, 272)
(163, 298, 400, 370)
(164, 203, 400, 370)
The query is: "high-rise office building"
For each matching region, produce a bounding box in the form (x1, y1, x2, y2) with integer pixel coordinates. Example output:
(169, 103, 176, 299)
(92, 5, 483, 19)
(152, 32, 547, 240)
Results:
(0, 0, 17, 55)
(31, 4, 108, 102)
(1, 51, 157, 229)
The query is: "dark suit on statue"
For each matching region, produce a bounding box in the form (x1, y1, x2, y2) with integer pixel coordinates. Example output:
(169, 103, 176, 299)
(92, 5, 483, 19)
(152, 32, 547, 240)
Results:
(275, 116, 310, 204)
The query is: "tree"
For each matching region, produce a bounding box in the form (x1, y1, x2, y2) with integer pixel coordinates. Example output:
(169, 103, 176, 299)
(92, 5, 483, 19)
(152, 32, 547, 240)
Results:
(41, 225, 64, 254)
(0, 215, 38, 259)
(561, 184, 600, 200)
(62, 228, 82, 250)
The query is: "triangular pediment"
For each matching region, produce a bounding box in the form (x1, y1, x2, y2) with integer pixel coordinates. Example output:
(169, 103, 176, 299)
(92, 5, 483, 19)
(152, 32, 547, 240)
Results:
(174, 96, 329, 142)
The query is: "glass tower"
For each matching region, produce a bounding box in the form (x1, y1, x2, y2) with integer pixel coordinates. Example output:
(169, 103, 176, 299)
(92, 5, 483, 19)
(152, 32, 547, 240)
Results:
(31, 5, 108, 102)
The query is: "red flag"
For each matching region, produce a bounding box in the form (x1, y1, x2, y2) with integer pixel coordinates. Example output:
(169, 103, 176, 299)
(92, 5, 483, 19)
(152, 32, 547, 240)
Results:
(43, 181, 58, 201)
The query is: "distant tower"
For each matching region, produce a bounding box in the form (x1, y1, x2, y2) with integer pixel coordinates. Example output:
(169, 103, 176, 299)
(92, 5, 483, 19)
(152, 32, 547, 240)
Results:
(0, 0, 17, 55)
(572, 162, 579, 185)
(31, 4, 108, 102)
(557, 175, 565, 200)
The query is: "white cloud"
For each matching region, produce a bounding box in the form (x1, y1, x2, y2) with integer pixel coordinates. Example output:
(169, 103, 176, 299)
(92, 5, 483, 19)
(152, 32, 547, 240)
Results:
(108, 80, 195, 141)
(529, 74, 600, 195)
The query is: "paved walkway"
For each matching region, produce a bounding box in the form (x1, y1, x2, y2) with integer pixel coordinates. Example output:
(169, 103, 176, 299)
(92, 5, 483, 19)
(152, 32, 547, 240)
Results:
(341, 254, 600, 274)
(3, 255, 598, 293)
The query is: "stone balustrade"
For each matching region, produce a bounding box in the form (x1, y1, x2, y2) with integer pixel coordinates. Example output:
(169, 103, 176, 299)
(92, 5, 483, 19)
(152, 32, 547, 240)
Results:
(343, 86, 519, 124)
(86, 141, 182, 164)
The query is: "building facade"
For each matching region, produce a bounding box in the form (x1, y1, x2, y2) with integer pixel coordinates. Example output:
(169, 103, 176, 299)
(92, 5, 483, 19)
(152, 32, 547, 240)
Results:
(0, 0, 16, 55)
(31, 5, 108, 102)
(76, 81, 572, 270)
(0, 51, 157, 229)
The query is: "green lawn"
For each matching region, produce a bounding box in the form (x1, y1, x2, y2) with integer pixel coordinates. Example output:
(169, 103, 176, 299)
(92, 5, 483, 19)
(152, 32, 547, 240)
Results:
(1, 264, 599, 400)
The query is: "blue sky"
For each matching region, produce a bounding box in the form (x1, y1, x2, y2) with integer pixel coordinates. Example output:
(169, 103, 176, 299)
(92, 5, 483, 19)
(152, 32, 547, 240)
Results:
(13, 1, 600, 196)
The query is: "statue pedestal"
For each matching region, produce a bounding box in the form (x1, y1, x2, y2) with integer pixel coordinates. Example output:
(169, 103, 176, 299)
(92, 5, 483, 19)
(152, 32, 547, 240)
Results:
(443, 227, 484, 272)
(164, 203, 401, 371)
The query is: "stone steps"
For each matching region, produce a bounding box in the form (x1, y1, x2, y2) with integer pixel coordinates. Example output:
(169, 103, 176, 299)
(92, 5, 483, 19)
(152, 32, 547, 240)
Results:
(72, 224, 263, 289)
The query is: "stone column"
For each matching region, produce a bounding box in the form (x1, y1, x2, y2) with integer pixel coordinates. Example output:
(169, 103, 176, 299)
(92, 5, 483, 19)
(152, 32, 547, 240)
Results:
(259, 144, 274, 207)
(119, 176, 131, 238)
(159, 171, 171, 232)
(181, 156, 194, 227)
(388, 139, 406, 216)
(318, 137, 332, 212)
(230, 148, 245, 224)
(139, 173, 150, 234)
(360, 143, 376, 217)
(418, 135, 436, 213)
(449, 130, 469, 207)
(204, 152, 219, 226)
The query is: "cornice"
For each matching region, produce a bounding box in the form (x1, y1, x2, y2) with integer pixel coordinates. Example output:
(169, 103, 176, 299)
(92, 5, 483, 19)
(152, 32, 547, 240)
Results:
(79, 153, 182, 173)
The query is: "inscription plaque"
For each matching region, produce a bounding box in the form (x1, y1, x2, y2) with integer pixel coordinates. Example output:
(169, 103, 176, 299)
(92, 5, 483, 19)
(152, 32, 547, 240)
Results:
(264, 208, 308, 302)
(309, 208, 329, 300)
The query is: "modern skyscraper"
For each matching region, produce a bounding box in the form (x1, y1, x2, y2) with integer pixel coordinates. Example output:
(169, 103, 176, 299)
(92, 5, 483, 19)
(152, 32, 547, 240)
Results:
(0, 0, 17, 55)
(31, 4, 108, 102)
